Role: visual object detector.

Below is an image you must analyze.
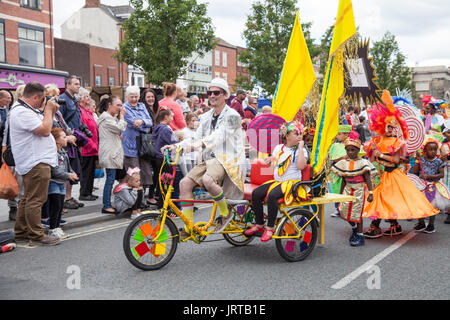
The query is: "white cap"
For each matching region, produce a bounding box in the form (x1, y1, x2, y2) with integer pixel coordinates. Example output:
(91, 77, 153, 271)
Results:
(208, 78, 230, 97)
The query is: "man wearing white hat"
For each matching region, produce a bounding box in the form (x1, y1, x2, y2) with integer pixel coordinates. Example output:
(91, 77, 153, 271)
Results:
(162, 78, 246, 236)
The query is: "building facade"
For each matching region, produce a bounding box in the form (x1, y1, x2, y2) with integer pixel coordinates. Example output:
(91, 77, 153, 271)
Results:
(177, 51, 213, 95)
(0, 0, 67, 89)
(59, 0, 131, 87)
(412, 66, 450, 105)
(212, 38, 238, 92)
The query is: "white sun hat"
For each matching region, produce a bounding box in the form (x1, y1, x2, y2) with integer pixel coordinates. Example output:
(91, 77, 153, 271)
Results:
(208, 77, 230, 97)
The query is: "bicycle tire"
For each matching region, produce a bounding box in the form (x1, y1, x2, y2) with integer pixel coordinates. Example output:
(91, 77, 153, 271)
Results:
(123, 213, 178, 271)
(275, 208, 318, 262)
(223, 209, 255, 246)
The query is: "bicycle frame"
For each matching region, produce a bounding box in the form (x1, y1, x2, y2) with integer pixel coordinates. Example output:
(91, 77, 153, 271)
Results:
(154, 148, 225, 243)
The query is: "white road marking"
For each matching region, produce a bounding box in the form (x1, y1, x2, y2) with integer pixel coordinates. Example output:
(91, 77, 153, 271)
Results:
(331, 231, 418, 290)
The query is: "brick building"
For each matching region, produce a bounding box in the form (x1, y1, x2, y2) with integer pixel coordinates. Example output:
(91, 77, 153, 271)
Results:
(212, 38, 238, 92)
(58, 0, 132, 88)
(0, 0, 67, 89)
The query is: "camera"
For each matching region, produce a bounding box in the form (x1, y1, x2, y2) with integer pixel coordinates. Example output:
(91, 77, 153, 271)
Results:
(79, 124, 93, 138)
(45, 96, 66, 105)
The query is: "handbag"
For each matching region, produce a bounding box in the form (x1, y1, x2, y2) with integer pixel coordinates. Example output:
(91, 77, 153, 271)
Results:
(136, 132, 157, 160)
(94, 168, 105, 179)
(0, 163, 19, 199)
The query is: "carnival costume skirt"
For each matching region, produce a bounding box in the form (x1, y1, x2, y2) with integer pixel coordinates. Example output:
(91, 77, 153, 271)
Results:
(339, 183, 366, 223)
(263, 180, 310, 206)
(362, 168, 439, 220)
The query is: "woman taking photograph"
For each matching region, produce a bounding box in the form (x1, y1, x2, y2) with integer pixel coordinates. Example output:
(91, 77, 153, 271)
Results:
(97, 95, 127, 214)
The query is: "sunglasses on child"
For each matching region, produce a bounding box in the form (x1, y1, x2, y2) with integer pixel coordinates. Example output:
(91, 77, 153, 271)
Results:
(207, 90, 223, 97)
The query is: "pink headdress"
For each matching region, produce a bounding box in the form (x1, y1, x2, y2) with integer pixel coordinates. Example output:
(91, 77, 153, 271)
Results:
(127, 167, 140, 177)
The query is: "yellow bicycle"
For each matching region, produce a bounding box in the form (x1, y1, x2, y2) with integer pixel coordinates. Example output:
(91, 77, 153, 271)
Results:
(123, 149, 354, 270)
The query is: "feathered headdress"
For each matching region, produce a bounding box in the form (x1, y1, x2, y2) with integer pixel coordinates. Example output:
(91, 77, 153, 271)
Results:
(345, 131, 362, 149)
(280, 121, 304, 139)
(368, 90, 409, 140)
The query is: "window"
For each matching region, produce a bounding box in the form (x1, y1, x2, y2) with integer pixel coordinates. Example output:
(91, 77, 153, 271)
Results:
(109, 77, 115, 86)
(222, 73, 228, 82)
(215, 50, 220, 67)
(222, 52, 227, 68)
(95, 75, 101, 86)
(0, 22, 5, 62)
(18, 25, 45, 67)
(215, 72, 220, 79)
(137, 77, 144, 88)
(20, 0, 41, 10)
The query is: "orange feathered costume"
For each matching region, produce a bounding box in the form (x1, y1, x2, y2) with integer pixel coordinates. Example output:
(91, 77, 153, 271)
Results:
(362, 91, 439, 220)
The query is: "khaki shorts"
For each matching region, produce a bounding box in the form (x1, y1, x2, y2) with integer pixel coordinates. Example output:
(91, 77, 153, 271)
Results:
(187, 158, 226, 187)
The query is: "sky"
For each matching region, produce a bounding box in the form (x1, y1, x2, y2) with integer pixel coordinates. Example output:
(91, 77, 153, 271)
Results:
(53, 0, 450, 68)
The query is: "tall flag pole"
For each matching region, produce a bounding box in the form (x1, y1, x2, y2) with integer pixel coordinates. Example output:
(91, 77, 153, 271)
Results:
(272, 10, 316, 122)
(310, 0, 356, 176)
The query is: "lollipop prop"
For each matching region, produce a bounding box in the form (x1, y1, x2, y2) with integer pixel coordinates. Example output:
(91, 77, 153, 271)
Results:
(247, 113, 286, 154)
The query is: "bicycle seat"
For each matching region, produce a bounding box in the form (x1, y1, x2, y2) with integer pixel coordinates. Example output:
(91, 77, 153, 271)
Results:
(226, 199, 249, 206)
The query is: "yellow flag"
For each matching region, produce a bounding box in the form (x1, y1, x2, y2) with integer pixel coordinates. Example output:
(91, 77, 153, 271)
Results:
(311, 0, 356, 176)
(272, 11, 316, 121)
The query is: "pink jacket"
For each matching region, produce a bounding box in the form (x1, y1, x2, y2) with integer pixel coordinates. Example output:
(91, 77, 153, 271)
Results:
(79, 106, 99, 157)
(158, 97, 186, 131)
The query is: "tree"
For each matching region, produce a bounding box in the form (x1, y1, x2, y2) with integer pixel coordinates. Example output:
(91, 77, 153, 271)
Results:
(116, 0, 215, 86)
(370, 31, 413, 92)
(237, 0, 318, 95)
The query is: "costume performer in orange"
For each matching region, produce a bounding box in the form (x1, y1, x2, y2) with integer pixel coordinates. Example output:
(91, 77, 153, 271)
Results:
(362, 91, 439, 238)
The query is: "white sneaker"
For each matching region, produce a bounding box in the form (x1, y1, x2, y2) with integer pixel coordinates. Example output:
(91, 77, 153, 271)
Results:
(55, 228, 70, 240)
(130, 213, 142, 220)
(330, 210, 340, 218)
(48, 228, 61, 239)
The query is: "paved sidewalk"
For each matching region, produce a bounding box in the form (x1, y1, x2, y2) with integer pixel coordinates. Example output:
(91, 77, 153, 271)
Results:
(0, 176, 141, 232)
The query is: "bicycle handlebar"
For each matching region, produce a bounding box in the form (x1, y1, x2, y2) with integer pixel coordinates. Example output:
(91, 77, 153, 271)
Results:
(163, 147, 182, 166)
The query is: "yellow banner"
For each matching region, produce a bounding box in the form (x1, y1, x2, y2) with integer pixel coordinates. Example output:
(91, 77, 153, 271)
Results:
(311, 0, 356, 176)
(272, 11, 316, 121)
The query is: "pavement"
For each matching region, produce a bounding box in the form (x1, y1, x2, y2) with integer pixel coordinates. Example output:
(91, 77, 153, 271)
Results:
(0, 176, 136, 233)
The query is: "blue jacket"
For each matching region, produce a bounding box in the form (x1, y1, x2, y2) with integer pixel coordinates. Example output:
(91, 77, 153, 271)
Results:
(122, 101, 153, 158)
(59, 91, 81, 129)
(153, 123, 178, 159)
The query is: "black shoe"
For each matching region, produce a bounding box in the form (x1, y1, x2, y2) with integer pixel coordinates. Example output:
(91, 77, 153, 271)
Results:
(350, 234, 365, 246)
(445, 214, 450, 224)
(102, 208, 117, 214)
(8, 207, 17, 221)
(383, 224, 403, 236)
(414, 221, 426, 232)
(79, 195, 97, 201)
(423, 224, 435, 234)
(349, 228, 358, 243)
(90, 194, 99, 199)
(363, 226, 383, 239)
(63, 198, 79, 210)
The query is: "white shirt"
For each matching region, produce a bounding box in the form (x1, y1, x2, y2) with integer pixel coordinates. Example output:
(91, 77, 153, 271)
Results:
(181, 127, 198, 161)
(272, 144, 308, 182)
(9, 102, 57, 175)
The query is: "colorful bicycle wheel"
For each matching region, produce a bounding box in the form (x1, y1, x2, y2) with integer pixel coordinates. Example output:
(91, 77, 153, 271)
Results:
(123, 213, 178, 271)
(275, 209, 318, 262)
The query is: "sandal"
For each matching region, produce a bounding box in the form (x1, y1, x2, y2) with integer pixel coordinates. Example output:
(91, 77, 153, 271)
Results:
(261, 228, 275, 242)
(244, 224, 264, 236)
(169, 213, 177, 218)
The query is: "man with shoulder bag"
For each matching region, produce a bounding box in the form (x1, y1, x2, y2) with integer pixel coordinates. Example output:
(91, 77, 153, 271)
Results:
(9, 82, 60, 246)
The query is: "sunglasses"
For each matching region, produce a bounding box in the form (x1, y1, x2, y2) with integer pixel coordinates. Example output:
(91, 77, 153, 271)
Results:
(207, 90, 223, 97)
